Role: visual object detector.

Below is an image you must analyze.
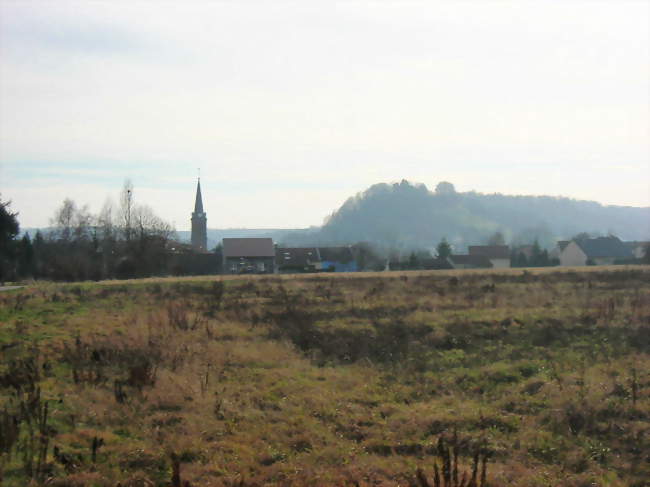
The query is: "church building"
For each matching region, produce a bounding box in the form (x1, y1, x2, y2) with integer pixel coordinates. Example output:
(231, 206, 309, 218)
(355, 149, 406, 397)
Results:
(191, 179, 208, 252)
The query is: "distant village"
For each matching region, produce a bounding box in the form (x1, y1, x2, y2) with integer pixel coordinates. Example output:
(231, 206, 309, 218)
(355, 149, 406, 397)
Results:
(178, 180, 649, 275)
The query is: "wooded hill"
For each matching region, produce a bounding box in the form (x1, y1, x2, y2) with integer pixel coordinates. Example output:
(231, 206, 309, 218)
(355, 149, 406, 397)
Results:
(298, 180, 650, 250)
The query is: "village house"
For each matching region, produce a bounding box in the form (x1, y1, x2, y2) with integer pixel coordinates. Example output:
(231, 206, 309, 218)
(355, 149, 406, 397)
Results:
(559, 236, 632, 266)
(448, 254, 493, 270)
(276, 247, 321, 273)
(275, 247, 359, 273)
(222, 238, 275, 274)
(468, 245, 511, 268)
(318, 247, 358, 272)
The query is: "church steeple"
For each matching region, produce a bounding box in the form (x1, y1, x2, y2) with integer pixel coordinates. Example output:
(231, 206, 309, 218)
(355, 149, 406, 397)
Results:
(191, 178, 207, 252)
(194, 179, 204, 214)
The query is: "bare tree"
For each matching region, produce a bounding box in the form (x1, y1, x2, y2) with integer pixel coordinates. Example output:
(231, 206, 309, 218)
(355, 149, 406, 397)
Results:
(42, 181, 175, 280)
(119, 179, 134, 241)
(97, 198, 115, 242)
(132, 204, 174, 243)
(52, 198, 76, 242)
(73, 204, 93, 242)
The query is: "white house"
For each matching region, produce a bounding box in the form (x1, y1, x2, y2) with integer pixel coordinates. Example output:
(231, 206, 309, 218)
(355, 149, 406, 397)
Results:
(559, 236, 632, 266)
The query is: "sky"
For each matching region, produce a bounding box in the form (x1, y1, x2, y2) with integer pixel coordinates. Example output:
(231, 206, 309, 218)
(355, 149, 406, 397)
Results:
(1, 0, 648, 231)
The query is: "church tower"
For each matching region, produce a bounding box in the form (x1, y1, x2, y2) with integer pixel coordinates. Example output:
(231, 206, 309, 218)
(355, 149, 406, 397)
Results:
(191, 178, 208, 252)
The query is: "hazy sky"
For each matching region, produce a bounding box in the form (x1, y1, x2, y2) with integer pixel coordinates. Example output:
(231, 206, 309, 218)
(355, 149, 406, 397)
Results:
(1, 1, 648, 230)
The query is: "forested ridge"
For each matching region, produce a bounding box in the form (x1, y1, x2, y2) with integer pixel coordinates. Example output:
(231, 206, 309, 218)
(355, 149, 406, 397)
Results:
(307, 180, 650, 250)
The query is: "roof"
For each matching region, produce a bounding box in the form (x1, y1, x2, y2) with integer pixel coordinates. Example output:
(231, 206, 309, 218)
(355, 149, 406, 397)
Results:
(318, 247, 355, 263)
(624, 241, 650, 250)
(468, 245, 510, 259)
(223, 238, 275, 258)
(574, 237, 632, 259)
(276, 247, 320, 268)
(449, 254, 493, 268)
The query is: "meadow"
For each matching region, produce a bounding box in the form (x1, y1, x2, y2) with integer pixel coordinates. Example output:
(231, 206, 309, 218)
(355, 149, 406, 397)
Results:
(0, 267, 648, 486)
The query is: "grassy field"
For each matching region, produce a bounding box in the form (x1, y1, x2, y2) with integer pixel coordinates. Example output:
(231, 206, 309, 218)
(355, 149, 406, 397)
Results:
(0, 267, 649, 486)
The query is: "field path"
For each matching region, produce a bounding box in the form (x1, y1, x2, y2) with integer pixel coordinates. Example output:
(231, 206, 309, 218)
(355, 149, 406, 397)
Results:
(0, 285, 23, 292)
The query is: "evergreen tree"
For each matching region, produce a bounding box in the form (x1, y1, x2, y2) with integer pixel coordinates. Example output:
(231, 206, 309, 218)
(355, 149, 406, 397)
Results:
(408, 252, 419, 269)
(0, 197, 20, 283)
(530, 240, 542, 266)
(33, 231, 45, 278)
(17, 233, 35, 278)
(540, 249, 550, 267)
(516, 252, 528, 268)
(436, 238, 452, 259)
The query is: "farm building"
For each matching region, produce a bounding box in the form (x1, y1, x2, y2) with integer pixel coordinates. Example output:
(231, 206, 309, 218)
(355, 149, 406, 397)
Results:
(559, 236, 632, 266)
(222, 238, 275, 274)
(468, 245, 511, 268)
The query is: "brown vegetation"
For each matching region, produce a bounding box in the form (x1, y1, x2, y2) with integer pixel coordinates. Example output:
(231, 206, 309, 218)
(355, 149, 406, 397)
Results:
(1, 267, 649, 486)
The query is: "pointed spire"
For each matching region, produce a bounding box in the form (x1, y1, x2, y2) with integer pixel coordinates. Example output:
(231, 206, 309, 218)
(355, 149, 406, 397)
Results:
(191, 177, 207, 252)
(194, 178, 204, 214)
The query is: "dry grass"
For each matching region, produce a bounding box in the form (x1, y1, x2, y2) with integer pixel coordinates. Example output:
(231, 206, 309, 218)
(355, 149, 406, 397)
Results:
(50, 264, 641, 286)
(1, 266, 649, 486)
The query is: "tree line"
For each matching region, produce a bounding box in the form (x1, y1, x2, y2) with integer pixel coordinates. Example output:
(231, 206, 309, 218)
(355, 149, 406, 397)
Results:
(0, 181, 175, 282)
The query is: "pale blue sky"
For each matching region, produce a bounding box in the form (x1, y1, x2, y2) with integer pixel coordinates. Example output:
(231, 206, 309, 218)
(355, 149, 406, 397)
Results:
(1, 1, 648, 230)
